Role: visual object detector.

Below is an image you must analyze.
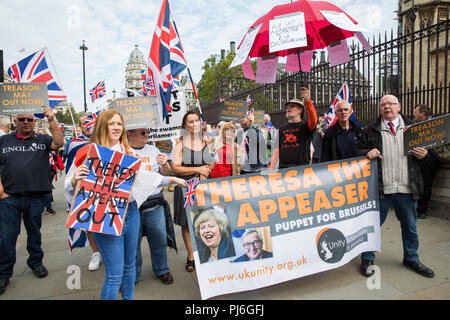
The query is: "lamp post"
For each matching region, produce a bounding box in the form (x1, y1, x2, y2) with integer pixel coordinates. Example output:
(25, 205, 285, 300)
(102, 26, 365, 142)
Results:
(79, 40, 88, 112)
(112, 88, 116, 99)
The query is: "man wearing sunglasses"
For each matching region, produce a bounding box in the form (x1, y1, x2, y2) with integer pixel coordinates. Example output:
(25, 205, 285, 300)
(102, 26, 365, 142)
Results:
(127, 128, 175, 285)
(0, 108, 64, 295)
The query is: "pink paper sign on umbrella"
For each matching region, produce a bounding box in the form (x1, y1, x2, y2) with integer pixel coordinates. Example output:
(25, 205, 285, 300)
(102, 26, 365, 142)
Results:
(242, 56, 256, 80)
(256, 55, 278, 83)
(299, 50, 313, 72)
(285, 53, 300, 72)
(355, 32, 372, 53)
(326, 39, 351, 67)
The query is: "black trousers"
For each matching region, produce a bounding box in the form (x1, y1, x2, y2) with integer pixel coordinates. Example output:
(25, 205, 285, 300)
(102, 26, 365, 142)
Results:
(417, 152, 441, 213)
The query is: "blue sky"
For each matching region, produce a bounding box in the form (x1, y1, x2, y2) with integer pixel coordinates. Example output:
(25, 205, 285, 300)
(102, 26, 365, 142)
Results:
(1, 0, 399, 113)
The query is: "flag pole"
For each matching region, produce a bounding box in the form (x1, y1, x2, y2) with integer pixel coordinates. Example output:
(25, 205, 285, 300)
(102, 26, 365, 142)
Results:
(45, 47, 77, 131)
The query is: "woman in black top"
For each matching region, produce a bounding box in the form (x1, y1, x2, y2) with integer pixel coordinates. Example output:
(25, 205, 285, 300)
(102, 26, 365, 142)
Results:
(172, 110, 214, 272)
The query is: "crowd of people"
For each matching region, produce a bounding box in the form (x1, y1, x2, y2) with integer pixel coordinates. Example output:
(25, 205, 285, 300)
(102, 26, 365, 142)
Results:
(0, 86, 447, 299)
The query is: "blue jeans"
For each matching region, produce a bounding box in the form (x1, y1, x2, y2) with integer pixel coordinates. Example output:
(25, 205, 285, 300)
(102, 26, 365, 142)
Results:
(361, 193, 419, 262)
(0, 195, 46, 279)
(136, 205, 169, 281)
(92, 201, 140, 300)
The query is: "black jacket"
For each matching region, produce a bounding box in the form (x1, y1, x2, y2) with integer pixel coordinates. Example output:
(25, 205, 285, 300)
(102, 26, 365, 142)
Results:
(140, 192, 177, 252)
(357, 114, 428, 200)
(320, 120, 367, 162)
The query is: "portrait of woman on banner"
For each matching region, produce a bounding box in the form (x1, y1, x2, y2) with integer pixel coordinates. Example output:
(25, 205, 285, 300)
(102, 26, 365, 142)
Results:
(193, 207, 235, 264)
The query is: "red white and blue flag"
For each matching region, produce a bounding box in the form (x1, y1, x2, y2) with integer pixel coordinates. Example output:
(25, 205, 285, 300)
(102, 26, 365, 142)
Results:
(184, 177, 200, 208)
(145, 0, 187, 122)
(140, 70, 156, 96)
(7, 48, 67, 112)
(89, 80, 106, 102)
(84, 110, 101, 133)
(68, 228, 90, 254)
(324, 82, 362, 128)
(65, 144, 141, 236)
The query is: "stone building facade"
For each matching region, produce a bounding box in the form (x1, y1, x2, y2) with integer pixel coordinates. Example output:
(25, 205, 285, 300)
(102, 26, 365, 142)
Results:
(125, 45, 146, 93)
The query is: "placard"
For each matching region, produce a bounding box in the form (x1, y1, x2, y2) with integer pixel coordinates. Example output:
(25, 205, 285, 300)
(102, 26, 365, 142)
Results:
(321, 10, 363, 32)
(65, 144, 142, 236)
(326, 40, 351, 67)
(285, 53, 300, 72)
(148, 89, 186, 141)
(403, 114, 450, 155)
(253, 110, 265, 126)
(269, 12, 307, 53)
(0, 82, 49, 115)
(186, 157, 380, 299)
(256, 55, 278, 84)
(218, 100, 247, 122)
(230, 24, 262, 68)
(108, 95, 159, 130)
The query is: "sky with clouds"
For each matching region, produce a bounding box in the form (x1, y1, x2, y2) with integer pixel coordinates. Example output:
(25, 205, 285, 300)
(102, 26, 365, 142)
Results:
(1, 0, 399, 113)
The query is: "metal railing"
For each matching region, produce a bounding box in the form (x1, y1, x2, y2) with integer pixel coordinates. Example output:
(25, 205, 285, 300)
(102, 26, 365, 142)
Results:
(201, 15, 449, 126)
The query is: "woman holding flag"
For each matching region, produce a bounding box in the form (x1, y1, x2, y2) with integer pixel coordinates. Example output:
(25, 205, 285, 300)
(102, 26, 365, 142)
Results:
(65, 110, 185, 300)
(172, 110, 215, 272)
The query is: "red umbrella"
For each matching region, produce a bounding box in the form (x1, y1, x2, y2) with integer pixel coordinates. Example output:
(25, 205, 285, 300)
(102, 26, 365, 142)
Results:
(241, 0, 362, 59)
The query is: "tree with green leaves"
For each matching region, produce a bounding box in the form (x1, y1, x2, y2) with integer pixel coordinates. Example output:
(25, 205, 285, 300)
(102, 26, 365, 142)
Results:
(55, 105, 80, 125)
(198, 51, 260, 104)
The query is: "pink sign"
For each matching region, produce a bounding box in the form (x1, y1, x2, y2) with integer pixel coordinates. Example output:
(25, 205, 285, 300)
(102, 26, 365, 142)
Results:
(242, 57, 255, 80)
(299, 50, 313, 72)
(256, 56, 278, 84)
(326, 40, 351, 67)
(355, 32, 372, 53)
(285, 53, 300, 72)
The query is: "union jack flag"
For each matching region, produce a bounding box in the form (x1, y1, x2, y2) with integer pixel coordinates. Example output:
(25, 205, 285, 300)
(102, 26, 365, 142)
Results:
(172, 74, 180, 89)
(145, 0, 187, 122)
(324, 82, 362, 129)
(89, 80, 106, 102)
(68, 228, 90, 254)
(140, 72, 156, 96)
(7, 48, 67, 112)
(84, 110, 101, 133)
(65, 144, 142, 236)
(184, 177, 199, 208)
(246, 94, 252, 107)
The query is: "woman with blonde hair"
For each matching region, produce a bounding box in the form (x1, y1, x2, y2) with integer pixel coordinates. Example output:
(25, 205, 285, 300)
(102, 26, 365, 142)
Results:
(65, 109, 184, 300)
(210, 122, 241, 178)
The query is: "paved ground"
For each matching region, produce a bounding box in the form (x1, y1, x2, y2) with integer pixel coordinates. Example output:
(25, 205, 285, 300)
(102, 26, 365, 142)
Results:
(1, 174, 449, 300)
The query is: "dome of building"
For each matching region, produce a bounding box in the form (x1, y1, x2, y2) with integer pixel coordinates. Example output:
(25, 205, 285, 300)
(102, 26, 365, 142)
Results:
(125, 45, 146, 93)
(129, 44, 145, 63)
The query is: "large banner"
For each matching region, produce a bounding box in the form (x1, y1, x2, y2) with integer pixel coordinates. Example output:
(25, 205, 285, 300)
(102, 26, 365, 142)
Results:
(185, 157, 380, 299)
(148, 89, 186, 141)
(65, 144, 141, 236)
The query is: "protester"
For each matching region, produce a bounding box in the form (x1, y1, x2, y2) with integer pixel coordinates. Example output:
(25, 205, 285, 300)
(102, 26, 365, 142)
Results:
(62, 113, 103, 271)
(269, 87, 318, 169)
(172, 110, 215, 272)
(413, 104, 441, 219)
(0, 108, 64, 296)
(358, 95, 435, 278)
(239, 110, 267, 175)
(261, 113, 275, 160)
(0, 118, 11, 136)
(127, 128, 176, 285)
(65, 110, 184, 300)
(311, 113, 325, 163)
(193, 208, 235, 263)
(233, 229, 273, 262)
(320, 101, 367, 162)
(210, 122, 241, 178)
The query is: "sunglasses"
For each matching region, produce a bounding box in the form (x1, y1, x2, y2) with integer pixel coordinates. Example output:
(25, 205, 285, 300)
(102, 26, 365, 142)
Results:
(134, 130, 149, 136)
(17, 117, 35, 123)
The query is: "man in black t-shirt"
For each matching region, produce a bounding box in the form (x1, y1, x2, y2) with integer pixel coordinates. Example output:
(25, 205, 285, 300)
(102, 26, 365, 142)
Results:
(0, 108, 64, 295)
(269, 87, 318, 169)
